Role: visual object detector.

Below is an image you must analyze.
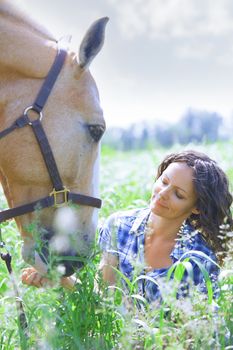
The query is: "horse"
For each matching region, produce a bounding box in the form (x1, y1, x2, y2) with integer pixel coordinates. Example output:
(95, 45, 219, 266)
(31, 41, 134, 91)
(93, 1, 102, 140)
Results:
(0, 0, 108, 288)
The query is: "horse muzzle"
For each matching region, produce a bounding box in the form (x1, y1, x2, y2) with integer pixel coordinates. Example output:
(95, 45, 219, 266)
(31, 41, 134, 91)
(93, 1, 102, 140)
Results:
(49, 250, 85, 277)
(34, 226, 93, 277)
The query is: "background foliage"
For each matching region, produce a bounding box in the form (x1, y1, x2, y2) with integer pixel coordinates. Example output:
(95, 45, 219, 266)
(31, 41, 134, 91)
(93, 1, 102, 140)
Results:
(0, 141, 232, 349)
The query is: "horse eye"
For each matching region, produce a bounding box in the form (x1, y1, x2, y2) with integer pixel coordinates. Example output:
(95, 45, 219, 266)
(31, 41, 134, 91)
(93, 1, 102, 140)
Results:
(88, 124, 105, 142)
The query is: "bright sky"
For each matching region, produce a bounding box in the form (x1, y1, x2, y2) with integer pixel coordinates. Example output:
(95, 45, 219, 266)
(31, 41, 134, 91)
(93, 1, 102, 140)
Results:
(18, 0, 233, 127)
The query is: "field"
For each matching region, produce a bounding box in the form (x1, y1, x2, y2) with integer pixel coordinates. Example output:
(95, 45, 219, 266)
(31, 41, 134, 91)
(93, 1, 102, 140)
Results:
(0, 141, 232, 349)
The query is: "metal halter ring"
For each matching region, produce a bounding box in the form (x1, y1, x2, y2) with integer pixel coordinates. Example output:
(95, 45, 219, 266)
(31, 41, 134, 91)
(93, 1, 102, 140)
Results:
(23, 105, 43, 125)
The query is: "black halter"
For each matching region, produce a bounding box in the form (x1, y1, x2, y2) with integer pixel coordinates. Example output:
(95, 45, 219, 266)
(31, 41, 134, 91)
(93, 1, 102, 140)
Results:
(0, 47, 102, 225)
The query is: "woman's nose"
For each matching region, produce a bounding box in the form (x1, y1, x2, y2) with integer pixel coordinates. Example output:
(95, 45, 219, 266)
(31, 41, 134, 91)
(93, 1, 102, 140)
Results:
(159, 187, 169, 199)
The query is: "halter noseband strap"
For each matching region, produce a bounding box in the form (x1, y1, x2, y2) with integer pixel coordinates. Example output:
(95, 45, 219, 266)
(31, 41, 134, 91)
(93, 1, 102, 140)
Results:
(0, 47, 102, 224)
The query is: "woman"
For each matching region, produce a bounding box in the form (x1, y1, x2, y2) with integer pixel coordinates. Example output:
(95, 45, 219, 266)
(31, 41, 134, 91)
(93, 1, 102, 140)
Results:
(98, 150, 233, 302)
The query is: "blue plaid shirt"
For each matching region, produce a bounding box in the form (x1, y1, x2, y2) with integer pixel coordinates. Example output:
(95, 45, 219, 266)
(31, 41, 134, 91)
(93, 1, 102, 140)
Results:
(98, 208, 219, 303)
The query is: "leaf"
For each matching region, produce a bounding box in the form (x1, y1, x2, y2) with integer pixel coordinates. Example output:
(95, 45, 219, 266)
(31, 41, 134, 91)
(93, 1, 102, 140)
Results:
(131, 294, 147, 304)
(190, 257, 214, 304)
(174, 261, 194, 282)
(133, 274, 160, 287)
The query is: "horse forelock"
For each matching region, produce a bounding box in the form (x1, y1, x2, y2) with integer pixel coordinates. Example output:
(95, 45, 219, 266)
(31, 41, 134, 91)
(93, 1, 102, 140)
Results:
(0, 0, 56, 41)
(0, 1, 58, 78)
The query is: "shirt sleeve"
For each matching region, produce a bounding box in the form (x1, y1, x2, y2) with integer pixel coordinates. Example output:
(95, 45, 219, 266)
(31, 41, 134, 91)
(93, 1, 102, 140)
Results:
(98, 213, 120, 255)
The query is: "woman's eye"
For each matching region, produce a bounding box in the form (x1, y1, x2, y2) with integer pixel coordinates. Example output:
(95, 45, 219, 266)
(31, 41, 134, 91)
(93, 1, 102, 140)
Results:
(176, 192, 184, 199)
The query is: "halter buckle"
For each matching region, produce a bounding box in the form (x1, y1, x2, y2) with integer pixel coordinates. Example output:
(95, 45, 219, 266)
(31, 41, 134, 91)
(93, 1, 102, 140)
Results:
(50, 187, 70, 208)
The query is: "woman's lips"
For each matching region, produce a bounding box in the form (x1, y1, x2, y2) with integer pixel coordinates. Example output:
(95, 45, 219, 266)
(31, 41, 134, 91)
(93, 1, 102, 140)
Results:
(153, 198, 168, 209)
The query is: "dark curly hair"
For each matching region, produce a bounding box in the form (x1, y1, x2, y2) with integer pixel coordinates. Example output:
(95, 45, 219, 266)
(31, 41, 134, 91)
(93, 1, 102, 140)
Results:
(156, 150, 233, 256)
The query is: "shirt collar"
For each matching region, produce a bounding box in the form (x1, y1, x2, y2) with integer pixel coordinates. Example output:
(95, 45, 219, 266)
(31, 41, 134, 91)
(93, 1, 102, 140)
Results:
(129, 208, 150, 236)
(128, 210, 203, 260)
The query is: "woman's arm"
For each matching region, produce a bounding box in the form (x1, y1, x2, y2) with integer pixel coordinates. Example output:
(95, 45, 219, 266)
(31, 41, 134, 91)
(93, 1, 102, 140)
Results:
(99, 252, 118, 285)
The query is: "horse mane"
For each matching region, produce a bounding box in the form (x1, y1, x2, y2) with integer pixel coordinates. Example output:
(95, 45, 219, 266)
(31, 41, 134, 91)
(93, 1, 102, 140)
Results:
(0, 0, 56, 41)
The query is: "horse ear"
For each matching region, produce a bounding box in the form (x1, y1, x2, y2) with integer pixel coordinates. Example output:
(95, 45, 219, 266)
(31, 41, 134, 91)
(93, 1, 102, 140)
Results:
(78, 17, 109, 69)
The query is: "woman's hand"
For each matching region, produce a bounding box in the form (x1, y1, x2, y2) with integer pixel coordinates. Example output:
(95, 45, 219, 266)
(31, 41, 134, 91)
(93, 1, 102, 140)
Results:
(22, 267, 77, 290)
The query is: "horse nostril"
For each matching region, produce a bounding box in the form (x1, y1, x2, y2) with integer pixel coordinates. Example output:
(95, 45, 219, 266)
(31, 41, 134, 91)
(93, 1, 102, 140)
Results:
(37, 247, 84, 277)
(57, 253, 84, 277)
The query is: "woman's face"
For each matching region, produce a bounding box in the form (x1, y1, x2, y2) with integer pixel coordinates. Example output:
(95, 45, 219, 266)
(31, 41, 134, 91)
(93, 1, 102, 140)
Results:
(150, 162, 199, 221)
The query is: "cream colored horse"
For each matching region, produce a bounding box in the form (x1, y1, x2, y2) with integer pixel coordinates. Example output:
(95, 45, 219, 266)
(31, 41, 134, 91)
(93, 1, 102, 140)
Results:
(0, 0, 108, 288)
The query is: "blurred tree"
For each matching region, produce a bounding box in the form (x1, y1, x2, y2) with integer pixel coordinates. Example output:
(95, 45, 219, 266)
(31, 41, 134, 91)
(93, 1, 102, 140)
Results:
(154, 125, 175, 148)
(102, 109, 225, 151)
(178, 108, 222, 143)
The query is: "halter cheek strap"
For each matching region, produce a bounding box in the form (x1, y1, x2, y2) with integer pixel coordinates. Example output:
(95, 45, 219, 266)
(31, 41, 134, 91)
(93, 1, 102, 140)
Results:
(0, 47, 102, 225)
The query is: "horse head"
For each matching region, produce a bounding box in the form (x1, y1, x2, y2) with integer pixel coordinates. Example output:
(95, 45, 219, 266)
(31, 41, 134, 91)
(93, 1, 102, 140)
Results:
(0, 0, 108, 279)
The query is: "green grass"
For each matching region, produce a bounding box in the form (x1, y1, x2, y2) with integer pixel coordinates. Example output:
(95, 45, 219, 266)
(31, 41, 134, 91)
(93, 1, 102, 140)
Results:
(0, 141, 232, 349)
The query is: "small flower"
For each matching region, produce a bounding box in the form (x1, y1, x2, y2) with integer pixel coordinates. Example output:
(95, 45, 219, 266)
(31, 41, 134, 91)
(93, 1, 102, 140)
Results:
(218, 269, 233, 281)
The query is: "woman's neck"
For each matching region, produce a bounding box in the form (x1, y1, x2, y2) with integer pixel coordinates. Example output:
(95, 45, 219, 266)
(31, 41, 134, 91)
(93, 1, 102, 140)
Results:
(147, 212, 185, 241)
